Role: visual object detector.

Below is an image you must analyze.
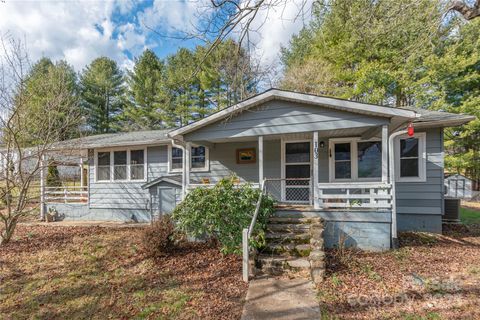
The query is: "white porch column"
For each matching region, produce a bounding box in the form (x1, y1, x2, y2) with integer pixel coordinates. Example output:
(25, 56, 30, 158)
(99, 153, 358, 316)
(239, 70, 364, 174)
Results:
(185, 142, 191, 190)
(181, 145, 187, 200)
(258, 136, 263, 185)
(381, 125, 389, 183)
(39, 154, 46, 221)
(79, 157, 84, 187)
(313, 131, 320, 209)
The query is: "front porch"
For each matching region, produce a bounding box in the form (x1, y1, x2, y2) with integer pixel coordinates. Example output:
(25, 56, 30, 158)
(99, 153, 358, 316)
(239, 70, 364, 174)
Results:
(182, 125, 393, 213)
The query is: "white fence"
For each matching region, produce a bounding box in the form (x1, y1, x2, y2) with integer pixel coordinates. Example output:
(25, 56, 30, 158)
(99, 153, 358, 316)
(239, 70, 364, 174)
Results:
(44, 186, 88, 203)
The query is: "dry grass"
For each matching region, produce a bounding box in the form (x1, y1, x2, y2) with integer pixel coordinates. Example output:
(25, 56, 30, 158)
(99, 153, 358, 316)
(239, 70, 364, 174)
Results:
(0, 225, 247, 319)
(317, 225, 480, 319)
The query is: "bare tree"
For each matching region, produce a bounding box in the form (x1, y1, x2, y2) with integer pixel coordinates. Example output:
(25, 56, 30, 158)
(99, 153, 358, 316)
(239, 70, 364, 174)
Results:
(0, 36, 82, 245)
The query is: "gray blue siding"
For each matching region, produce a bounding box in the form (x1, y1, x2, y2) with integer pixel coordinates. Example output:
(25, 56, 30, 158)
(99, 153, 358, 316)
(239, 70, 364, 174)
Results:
(396, 128, 444, 232)
(184, 100, 389, 141)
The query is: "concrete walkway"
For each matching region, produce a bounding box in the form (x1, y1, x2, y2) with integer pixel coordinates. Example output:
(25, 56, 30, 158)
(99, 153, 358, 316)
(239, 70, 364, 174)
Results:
(241, 276, 321, 320)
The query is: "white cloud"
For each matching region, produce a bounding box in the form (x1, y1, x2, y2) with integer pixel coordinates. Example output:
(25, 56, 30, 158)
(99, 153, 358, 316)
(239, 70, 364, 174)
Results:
(241, 0, 314, 67)
(139, 0, 209, 36)
(0, 0, 146, 71)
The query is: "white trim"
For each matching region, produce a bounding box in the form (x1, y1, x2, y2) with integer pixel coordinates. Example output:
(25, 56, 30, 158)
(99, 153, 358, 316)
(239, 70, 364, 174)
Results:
(168, 143, 210, 174)
(328, 137, 383, 182)
(94, 146, 147, 183)
(168, 89, 417, 139)
(381, 125, 389, 183)
(281, 138, 313, 203)
(395, 132, 427, 183)
(258, 136, 263, 183)
(313, 131, 319, 209)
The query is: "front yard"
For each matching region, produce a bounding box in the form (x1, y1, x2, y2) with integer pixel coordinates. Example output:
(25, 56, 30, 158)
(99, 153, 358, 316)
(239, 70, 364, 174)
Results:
(318, 221, 480, 319)
(0, 225, 247, 319)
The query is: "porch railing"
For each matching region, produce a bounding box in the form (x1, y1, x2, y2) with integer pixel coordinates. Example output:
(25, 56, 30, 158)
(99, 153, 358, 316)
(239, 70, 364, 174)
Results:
(44, 186, 88, 203)
(316, 182, 392, 210)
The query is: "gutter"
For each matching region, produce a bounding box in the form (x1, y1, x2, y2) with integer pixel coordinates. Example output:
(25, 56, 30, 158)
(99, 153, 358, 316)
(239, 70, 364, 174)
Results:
(388, 129, 408, 249)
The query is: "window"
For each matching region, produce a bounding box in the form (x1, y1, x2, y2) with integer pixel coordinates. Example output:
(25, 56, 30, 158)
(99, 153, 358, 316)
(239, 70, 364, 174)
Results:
(396, 132, 426, 182)
(330, 139, 383, 181)
(191, 146, 206, 169)
(97, 151, 110, 181)
(334, 143, 351, 179)
(169, 145, 209, 172)
(357, 141, 382, 178)
(114, 151, 127, 180)
(171, 147, 183, 170)
(95, 149, 146, 182)
(130, 150, 145, 180)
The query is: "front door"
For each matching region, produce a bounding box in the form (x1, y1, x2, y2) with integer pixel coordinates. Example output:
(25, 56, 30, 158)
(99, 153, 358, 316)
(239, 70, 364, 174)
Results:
(283, 141, 312, 203)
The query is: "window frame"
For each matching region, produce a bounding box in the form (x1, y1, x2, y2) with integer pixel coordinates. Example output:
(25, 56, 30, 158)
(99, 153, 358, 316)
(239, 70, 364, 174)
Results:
(94, 147, 147, 183)
(168, 144, 210, 173)
(395, 132, 426, 182)
(328, 137, 383, 182)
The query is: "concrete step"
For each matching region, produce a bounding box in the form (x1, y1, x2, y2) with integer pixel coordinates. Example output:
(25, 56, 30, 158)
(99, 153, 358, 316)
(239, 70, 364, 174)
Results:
(257, 254, 311, 275)
(267, 223, 311, 233)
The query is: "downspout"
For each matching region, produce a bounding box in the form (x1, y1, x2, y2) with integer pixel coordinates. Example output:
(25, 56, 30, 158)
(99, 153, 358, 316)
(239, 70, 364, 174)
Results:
(388, 129, 408, 249)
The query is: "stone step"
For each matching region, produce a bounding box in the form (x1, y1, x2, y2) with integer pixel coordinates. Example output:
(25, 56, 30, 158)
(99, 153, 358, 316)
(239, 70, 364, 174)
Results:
(272, 210, 320, 218)
(267, 223, 311, 233)
(268, 217, 316, 224)
(265, 231, 311, 242)
(262, 243, 312, 257)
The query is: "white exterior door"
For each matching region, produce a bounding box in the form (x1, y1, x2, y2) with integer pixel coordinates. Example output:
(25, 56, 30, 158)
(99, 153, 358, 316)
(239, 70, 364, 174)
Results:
(282, 141, 312, 203)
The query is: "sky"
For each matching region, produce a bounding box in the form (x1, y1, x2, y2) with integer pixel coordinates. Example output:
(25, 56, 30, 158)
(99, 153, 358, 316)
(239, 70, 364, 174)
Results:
(0, 0, 312, 72)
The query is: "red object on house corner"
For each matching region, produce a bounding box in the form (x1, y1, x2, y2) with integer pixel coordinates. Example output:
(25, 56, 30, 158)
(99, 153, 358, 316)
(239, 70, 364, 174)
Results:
(407, 122, 414, 136)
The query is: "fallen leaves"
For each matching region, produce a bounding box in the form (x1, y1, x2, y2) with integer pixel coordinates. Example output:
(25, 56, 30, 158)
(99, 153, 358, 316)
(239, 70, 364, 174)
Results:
(0, 225, 247, 319)
(317, 224, 480, 319)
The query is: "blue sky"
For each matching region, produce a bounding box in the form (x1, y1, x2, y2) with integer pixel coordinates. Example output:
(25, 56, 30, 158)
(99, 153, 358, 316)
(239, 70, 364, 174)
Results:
(0, 0, 311, 72)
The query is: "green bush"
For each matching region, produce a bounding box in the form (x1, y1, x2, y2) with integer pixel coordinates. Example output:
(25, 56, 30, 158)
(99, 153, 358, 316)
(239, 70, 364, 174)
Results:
(172, 177, 275, 254)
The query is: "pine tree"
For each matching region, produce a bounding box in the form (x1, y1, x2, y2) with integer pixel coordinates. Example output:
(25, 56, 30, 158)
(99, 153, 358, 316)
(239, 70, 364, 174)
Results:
(120, 49, 173, 130)
(14, 58, 80, 146)
(80, 57, 124, 134)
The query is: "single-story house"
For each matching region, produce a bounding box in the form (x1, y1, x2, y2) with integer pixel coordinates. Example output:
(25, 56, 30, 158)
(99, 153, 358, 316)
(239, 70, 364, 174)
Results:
(45, 89, 475, 250)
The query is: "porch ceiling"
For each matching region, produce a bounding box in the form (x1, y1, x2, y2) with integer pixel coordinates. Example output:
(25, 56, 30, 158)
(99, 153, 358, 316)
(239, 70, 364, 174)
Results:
(188, 126, 380, 144)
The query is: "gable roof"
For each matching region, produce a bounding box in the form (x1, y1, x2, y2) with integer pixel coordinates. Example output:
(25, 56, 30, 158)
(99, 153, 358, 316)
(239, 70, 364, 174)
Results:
(168, 88, 418, 138)
(141, 175, 182, 189)
(168, 89, 475, 139)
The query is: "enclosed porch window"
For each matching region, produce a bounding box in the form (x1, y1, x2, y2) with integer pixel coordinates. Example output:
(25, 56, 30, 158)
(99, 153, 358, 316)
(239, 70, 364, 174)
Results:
(95, 149, 146, 182)
(169, 145, 209, 172)
(330, 139, 382, 181)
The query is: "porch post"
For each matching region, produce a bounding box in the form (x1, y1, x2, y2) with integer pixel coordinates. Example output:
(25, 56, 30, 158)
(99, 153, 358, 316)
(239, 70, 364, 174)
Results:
(381, 125, 388, 183)
(258, 136, 263, 185)
(313, 131, 319, 209)
(79, 157, 84, 188)
(185, 142, 191, 190)
(181, 145, 187, 200)
(39, 154, 46, 221)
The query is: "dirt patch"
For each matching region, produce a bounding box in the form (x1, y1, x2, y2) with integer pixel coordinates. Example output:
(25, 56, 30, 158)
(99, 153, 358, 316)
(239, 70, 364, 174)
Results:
(317, 225, 480, 319)
(0, 225, 247, 319)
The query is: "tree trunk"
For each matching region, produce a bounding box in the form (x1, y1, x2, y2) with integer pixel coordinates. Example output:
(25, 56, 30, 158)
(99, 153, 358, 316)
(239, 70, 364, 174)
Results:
(0, 217, 18, 245)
